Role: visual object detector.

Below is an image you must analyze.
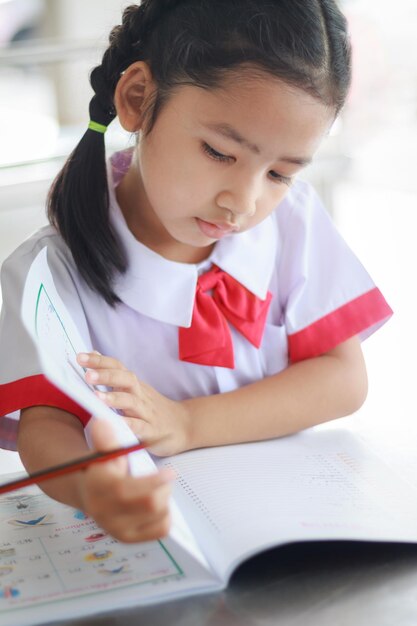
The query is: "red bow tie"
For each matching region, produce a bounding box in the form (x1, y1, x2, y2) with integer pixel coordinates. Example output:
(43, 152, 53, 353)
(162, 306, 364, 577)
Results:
(179, 265, 272, 368)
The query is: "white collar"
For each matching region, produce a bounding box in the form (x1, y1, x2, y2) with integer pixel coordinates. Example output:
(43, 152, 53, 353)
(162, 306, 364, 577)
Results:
(108, 150, 276, 328)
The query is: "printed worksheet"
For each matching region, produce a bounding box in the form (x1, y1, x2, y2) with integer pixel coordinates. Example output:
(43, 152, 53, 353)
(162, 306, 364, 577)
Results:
(0, 483, 219, 626)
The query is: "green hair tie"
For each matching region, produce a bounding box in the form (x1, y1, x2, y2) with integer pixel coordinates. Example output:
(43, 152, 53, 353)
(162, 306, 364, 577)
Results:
(88, 120, 108, 134)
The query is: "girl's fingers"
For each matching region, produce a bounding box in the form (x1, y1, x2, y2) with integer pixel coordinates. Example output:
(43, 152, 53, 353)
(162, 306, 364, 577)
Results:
(87, 418, 128, 474)
(110, 481, 172, 517)
(77, 352, 127, 371)
(106, 511, 171, 544)
(123, 512, 171, 543)
(86, 367, 139, 390)
(89, 466, 173, 500)
(96, 390, 144, 413)
(85, 469, 174, 527)
(105, 478, 173, 541)
(91, 476, 171, 513)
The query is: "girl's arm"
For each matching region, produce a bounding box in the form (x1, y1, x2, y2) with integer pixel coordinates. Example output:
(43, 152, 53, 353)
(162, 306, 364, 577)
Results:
(19, 407, 92, 508)
(18, 407, 173, 542)
(78, 336, 367, 455)
(184, 336, 367, 450)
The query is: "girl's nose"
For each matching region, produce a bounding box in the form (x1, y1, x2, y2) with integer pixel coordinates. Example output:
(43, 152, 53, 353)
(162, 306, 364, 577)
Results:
(215, 188, 257, 218)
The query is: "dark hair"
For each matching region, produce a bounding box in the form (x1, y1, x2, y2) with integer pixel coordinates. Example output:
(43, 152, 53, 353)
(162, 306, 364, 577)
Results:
(47, 0, 352, 305)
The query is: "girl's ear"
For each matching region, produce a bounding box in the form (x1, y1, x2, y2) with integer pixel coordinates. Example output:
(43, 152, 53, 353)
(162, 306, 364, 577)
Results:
(114, 61, 156, 132)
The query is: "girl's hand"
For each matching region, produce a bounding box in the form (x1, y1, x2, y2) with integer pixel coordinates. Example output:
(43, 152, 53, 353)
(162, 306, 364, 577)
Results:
(77, 352, 191, 456)
(80, 419, 173, 543)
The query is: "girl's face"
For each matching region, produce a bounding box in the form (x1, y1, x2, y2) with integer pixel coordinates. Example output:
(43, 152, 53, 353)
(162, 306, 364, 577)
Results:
(123, 74, 334, 263)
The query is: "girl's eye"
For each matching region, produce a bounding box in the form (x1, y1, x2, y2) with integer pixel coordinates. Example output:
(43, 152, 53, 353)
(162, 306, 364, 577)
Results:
(203, 142, 292, 185)
(202, 143, 233, 162)
(269, 170, 292, 186)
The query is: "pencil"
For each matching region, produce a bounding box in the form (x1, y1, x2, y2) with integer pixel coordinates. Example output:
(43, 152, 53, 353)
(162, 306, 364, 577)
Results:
(0, 441, 147, 496)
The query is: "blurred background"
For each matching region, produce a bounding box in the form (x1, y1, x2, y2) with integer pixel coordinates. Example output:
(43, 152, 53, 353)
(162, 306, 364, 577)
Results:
(0, 1, 416, 473)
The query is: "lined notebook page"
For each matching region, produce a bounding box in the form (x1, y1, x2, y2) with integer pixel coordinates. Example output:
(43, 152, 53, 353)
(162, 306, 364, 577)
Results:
(159, 428, 417, 582)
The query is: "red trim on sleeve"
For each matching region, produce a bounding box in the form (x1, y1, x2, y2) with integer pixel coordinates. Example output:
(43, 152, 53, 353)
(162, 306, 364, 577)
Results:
(288, 287, 393, 363)
(0, 374, 91, 426)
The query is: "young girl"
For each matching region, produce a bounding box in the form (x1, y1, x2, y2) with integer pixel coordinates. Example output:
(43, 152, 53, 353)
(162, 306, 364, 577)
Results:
(0, 0, 392, 543)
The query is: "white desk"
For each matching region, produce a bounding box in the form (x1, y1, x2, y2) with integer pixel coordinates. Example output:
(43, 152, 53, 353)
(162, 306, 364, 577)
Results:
(0, 448, 24, 475)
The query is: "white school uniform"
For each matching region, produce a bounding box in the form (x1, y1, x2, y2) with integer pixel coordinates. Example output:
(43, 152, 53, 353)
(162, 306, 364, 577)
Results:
(0, 149, 392, 450)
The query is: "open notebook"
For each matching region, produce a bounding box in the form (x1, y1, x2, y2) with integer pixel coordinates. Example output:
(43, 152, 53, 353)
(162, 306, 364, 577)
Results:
(1, 247, 416, 626)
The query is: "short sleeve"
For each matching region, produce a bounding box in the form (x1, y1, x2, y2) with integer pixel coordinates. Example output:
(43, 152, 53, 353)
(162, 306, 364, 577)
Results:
(276, 180, 393, 363)
(0, 235, 91, 450)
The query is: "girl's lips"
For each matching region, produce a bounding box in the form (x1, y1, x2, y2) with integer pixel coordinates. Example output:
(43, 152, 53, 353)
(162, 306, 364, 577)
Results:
(196, 218, 239, 239)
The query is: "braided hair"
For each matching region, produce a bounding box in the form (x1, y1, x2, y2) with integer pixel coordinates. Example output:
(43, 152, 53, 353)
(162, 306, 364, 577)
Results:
(47, 0, 352, 305)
